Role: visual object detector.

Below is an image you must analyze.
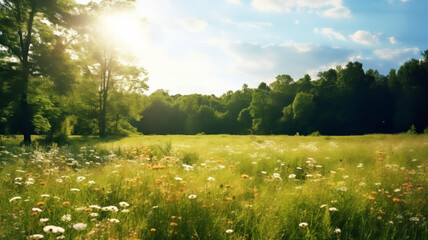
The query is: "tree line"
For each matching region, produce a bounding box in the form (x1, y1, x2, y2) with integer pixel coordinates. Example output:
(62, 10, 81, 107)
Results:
(1, 1, 428, 144)
(136, 55, 428, 136)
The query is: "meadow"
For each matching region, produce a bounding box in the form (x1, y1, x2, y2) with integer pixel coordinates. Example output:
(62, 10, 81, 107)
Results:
(0, 134, 426, 240)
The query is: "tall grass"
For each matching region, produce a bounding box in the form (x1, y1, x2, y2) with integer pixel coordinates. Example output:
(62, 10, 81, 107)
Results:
(0, 134, 426, 239)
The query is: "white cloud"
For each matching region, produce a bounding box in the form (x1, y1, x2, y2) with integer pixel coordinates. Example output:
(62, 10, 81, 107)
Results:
(251, 0, 351, 18)
(222, 18, 272, 29)
(323, 5, 350, 18)
(388, 0, 410, 3)
(389, 36, 397, 44)
(314, 27, 346, 41)
(349, 30, 380, 46)
(179, 18, 208, 32)
(226, 0, 242, 4)
(252, 0, 285, 12)
(281, 40, 316, 53)
(373, 48, 419, 60)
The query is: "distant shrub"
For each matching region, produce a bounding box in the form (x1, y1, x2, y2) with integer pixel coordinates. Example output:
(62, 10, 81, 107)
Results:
(180, 151, 199, 165)
(407, 125, 417, 135)
(310, 131, 321, 136)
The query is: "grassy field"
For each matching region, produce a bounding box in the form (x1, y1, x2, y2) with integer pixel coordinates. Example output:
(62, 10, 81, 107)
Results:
(0, 134, 426, 239)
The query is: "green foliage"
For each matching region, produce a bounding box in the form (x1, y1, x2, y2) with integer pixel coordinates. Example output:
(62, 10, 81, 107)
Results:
(310, 131, 321, 136)
(407, 125, 417, 135)
(179, 150, 199, 165)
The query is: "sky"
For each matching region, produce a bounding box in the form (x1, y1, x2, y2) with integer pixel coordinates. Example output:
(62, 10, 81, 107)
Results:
(91, 0, 428, 95)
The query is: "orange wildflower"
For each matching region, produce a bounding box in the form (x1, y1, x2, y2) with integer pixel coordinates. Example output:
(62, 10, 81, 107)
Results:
(152, 165, 166, 170)
(35, 202, 45, 207)
(150, 228, 156, 232)
(241, 174, 249, 179)
(368, 196, 375, 200)
(62, 201, 71, 206)
(155, 179, 163, 185)
(393, 198, 400, 202)
(170, 222, 178, 226)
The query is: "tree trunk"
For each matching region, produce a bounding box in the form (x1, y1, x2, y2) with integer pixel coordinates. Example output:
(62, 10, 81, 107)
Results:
(115, 114, 119, 133)
(21, 60, 32, 145)
(19, 8, 35, 145)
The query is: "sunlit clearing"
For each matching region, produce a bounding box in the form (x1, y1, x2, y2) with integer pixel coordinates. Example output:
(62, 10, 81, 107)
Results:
(98, 11, 147, 55)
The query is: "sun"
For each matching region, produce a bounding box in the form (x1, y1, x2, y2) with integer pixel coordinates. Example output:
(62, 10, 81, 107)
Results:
(98, 11, 146, 54)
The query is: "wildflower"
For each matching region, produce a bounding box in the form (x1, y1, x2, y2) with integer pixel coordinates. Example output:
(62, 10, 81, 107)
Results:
(368, 196, 375, 200)
(359, 182, 366, 187)
(36, 202, 45, 207)
(89, 213, 99, 217)
(76, 176, 86, 182)
(226, 229, 234, 234)
(188, 194, 197, 199)
(170, 222, 178, 226)
(32, 208, 43, 213)
(61, 214, 71, 222)
(273, 173, 281, 179)
(119, 202, 130, 207)
(174, 177, 183, 181)
(109, 218, 120, 223)
(56, 179, 63, 183)
(73, 223, 87, 230)
(288, 174, 296, 179)
(28, 234, 44, 239)
(329, 207, 338, 212)
(334, 228, 341, 233)
(261, 171, 267, 174)
(102, 206, 119, 212)
(88, 181, 95, 185)
(306, 174, 313, 178)
(43, 225, 65, 233)
(375, 183, 381, 186)
(357, 163, 364, 168)
(330, 171, 336, 174)
(89, 205, 101, 209)
(241, 174, 249, 179)
(121, 209, 130, 213)
(409, 217, 420, 222)
(70, 188, 80, 192)
(394, 188, 401, 192)
(207, 177, 215, 181)
(150, 228, 156, 232)
(62, 201, 71, 207)
(40, 194, 50, 198)
(393, 198, 400, 202)
(320, 204, 327, 208)
(9, 196, 22, 202)
(40, 218, 49, 223)
(299, 222, 308, 228)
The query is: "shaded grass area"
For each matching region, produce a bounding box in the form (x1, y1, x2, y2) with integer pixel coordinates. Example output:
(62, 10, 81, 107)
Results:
(0, 134, 426, 239)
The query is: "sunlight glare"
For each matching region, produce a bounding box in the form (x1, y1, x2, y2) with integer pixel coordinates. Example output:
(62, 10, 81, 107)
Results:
(98, 11, 147, 55)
